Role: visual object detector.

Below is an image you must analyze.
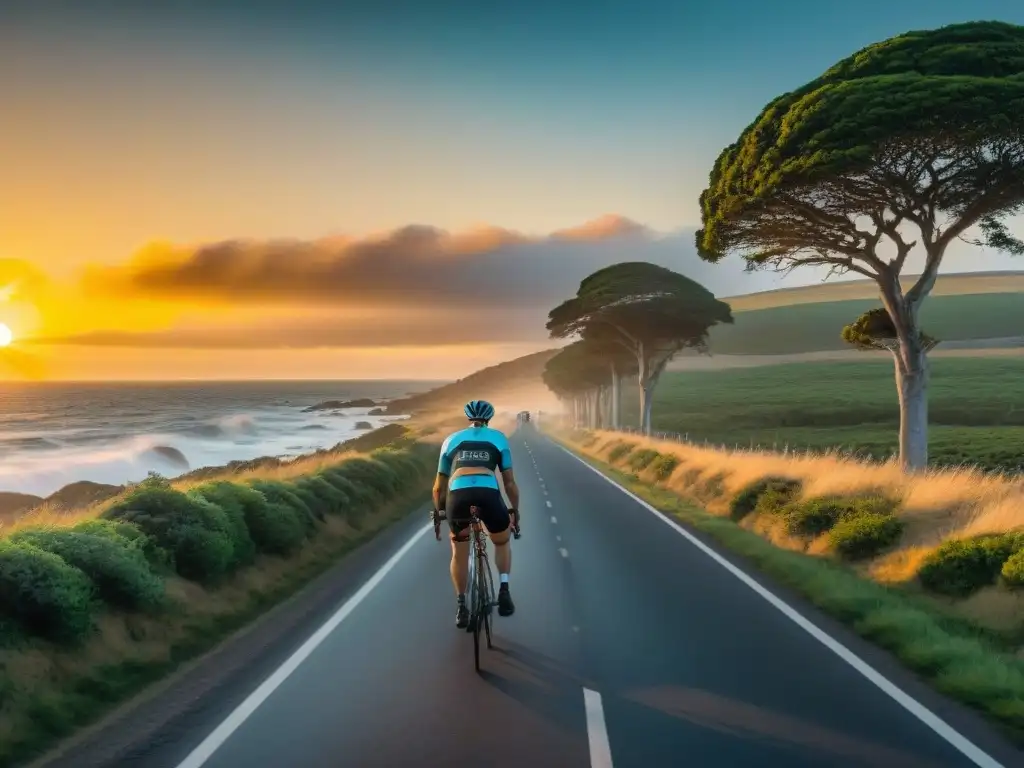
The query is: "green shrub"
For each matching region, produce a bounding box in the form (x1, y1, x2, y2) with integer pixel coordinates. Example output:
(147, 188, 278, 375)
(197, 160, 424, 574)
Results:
(71, 519, 168, 569)
(918, 535, 1021, 597)
(828, 514, 904, 560)
(784, 496, 896, 537)
(243, 498, 307, 556)
(650, 454, 679, 481)
(1001, 548, 1024, 587)
(188, 482, 258, 567)
(330, 458, 401, 500)
(247, 480, 317, 534)
(102, 483, 236, 583)
(628, 449, 660, 472)
(292, 475, 347, 518)
(9, 529, 165, 612)
(318, 470, 371, 526)
(607, 442, 633, 462)
(729, 477, 801, 521)
(0, 540, 94, 643)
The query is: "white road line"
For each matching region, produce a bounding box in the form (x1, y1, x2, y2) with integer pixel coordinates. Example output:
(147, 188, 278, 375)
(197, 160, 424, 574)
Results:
(559, 547, 569, 558)
(546, 500, 553, 508)
(173, 523, 432, 768)
(550, 515, 557, 523)
(543, 489, 549, 496)
(557, 444, 1004, 768)
(583, 688, 614, 768)
(556, 535, 562, 542)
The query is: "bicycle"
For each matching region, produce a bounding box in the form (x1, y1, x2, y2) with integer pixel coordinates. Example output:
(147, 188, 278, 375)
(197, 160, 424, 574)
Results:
(432, 506, 520, 673)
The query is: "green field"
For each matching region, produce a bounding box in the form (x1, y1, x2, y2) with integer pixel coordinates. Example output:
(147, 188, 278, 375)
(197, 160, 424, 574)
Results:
(625, 357, 1024, 471)
(708, 292, 1024, 355)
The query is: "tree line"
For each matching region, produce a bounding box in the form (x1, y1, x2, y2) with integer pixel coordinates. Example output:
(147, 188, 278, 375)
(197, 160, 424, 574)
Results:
(541, 21, 1024, 470)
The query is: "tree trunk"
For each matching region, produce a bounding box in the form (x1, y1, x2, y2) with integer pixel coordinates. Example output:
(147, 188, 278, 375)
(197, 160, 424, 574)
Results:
(878, 268, 932, 471)
(894, 344, 929, 470)
(640, 383, 655, 436)
(609, 363, 620, 429)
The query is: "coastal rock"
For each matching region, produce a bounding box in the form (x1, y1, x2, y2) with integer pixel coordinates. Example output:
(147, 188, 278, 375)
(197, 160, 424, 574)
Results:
(302, 398, 377, 412)
(147, 445, 191, 470)
(367, 407, 387, 416)
(354, 421, 373, 430)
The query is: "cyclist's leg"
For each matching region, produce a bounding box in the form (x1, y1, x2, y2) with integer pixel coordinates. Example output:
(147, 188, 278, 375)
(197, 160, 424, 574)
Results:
(480, 489, 515, 616)
(446, 489, 473, 628)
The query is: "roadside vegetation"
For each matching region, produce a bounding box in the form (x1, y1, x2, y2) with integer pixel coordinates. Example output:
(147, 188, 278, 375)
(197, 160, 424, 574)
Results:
(557, 427, 1024, 739)
(0, 422, 434, 767)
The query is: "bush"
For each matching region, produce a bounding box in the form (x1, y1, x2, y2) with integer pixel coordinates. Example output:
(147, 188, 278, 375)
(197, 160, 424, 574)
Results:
(330, 458, 401, 500)
(188, 482, 258, 567)
(292, 475, 348, 518)
(0, 540, 94, 643)
(318, 470, 371, 526)
(729, 477, 801, 521)
(650, 454, 679, 481)
(248, 480, 317, 534)
(628, 449, 660, 472)
(607, 442, 633, 462)
(243, 498, 307, 556)
(1001, 549, 1024, 587)
(10, 529, 165, 612)
(102, 482, 236, 583)
(828, 514, 904, 560)
(71, 518, 169, 569)
(784, 496, 896, 537)
(918, 534, 1021, 597)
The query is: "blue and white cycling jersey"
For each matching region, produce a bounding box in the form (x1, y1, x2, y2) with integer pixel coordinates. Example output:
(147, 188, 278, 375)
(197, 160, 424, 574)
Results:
(437, 425, 513, 492)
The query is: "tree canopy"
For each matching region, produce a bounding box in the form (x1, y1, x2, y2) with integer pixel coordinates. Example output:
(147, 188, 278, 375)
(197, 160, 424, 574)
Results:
(696, 21, 1024, 273)
(547, 261, 732, 433)
(693, 21, 1024, 469)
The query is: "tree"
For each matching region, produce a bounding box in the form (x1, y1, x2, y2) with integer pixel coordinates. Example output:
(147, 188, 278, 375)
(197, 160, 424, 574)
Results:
(547, 262, 733, 435)
(695, 21, 1024, 470)
(541, 342, 611, 428)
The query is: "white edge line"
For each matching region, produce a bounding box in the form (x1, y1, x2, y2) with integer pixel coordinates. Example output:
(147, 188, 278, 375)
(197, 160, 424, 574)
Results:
(174, 523, 432, 768)
(557, 444, 1004, 768)
(583, 687, 614, 768)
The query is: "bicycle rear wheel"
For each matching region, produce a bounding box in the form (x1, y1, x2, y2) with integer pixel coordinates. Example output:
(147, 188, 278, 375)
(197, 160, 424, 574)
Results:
(479, 552, 495, 650)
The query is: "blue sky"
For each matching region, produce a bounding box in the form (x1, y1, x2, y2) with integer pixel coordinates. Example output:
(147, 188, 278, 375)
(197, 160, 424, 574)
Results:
(6, 0, 1024, 250)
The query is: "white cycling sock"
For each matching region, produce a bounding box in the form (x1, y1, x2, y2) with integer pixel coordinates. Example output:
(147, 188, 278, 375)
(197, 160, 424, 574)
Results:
(499, 573, 509, 584)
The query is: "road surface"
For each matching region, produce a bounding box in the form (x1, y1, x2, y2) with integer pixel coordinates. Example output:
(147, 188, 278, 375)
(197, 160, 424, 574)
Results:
(84, 429, 1019, 767)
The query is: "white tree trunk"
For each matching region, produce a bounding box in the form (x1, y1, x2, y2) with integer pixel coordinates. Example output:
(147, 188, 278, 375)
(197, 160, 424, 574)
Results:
(609, 364, 620, 429)
(640, 383, 655, 436)
(895, 347, 929, 470)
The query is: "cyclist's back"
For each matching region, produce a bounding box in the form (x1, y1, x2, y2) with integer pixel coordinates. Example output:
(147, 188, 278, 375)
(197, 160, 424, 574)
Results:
(439, 423, 512, 494)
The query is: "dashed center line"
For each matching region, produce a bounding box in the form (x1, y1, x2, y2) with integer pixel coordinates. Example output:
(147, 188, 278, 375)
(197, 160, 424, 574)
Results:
(546, 500, 552, 508)
(559, 547, 569, 558)
(550, 515, 557, 523)
(583, 688, 614, 767)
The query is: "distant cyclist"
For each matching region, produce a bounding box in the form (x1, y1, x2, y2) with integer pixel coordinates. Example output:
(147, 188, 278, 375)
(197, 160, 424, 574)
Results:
(432, 400, 520, 628)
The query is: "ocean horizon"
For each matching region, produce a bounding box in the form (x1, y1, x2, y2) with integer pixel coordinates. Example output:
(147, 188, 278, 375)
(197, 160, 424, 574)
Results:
(0, 379, 445, 498)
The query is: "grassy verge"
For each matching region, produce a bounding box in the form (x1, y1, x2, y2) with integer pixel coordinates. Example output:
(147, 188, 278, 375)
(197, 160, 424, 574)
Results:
(551, 429, 1024, 743)
(0, 427, 436, 767)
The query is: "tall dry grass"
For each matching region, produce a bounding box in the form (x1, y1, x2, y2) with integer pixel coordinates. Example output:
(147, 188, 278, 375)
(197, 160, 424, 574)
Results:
(574, 429, 1024, 586)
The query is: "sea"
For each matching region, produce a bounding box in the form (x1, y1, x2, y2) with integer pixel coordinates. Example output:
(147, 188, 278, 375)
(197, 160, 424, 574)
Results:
(0, 380, 443, 498)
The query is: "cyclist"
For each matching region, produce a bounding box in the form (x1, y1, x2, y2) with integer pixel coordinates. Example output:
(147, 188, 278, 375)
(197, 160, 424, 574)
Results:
(432, 399, 520, 628)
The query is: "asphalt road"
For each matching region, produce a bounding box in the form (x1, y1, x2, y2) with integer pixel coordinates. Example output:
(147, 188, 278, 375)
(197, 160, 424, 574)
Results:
(101, 427, 1019, 768)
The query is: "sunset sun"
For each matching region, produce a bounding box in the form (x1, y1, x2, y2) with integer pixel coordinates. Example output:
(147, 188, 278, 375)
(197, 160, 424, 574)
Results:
(0, 323, 13, 347)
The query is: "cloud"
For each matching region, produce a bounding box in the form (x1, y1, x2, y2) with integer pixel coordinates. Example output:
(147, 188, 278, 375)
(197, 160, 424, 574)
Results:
(27, 307, 549, 348)
(59, 215, 802, 349)
(82, 215, 782, 311)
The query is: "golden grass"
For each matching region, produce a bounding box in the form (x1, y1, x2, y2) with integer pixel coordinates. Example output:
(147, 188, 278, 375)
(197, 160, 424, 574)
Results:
(587, 430, 1024, 544)
(569, 429, 1024, 632)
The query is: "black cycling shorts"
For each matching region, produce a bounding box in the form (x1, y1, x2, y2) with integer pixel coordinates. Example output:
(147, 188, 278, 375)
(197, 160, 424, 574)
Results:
(446, 486, 510, 537)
